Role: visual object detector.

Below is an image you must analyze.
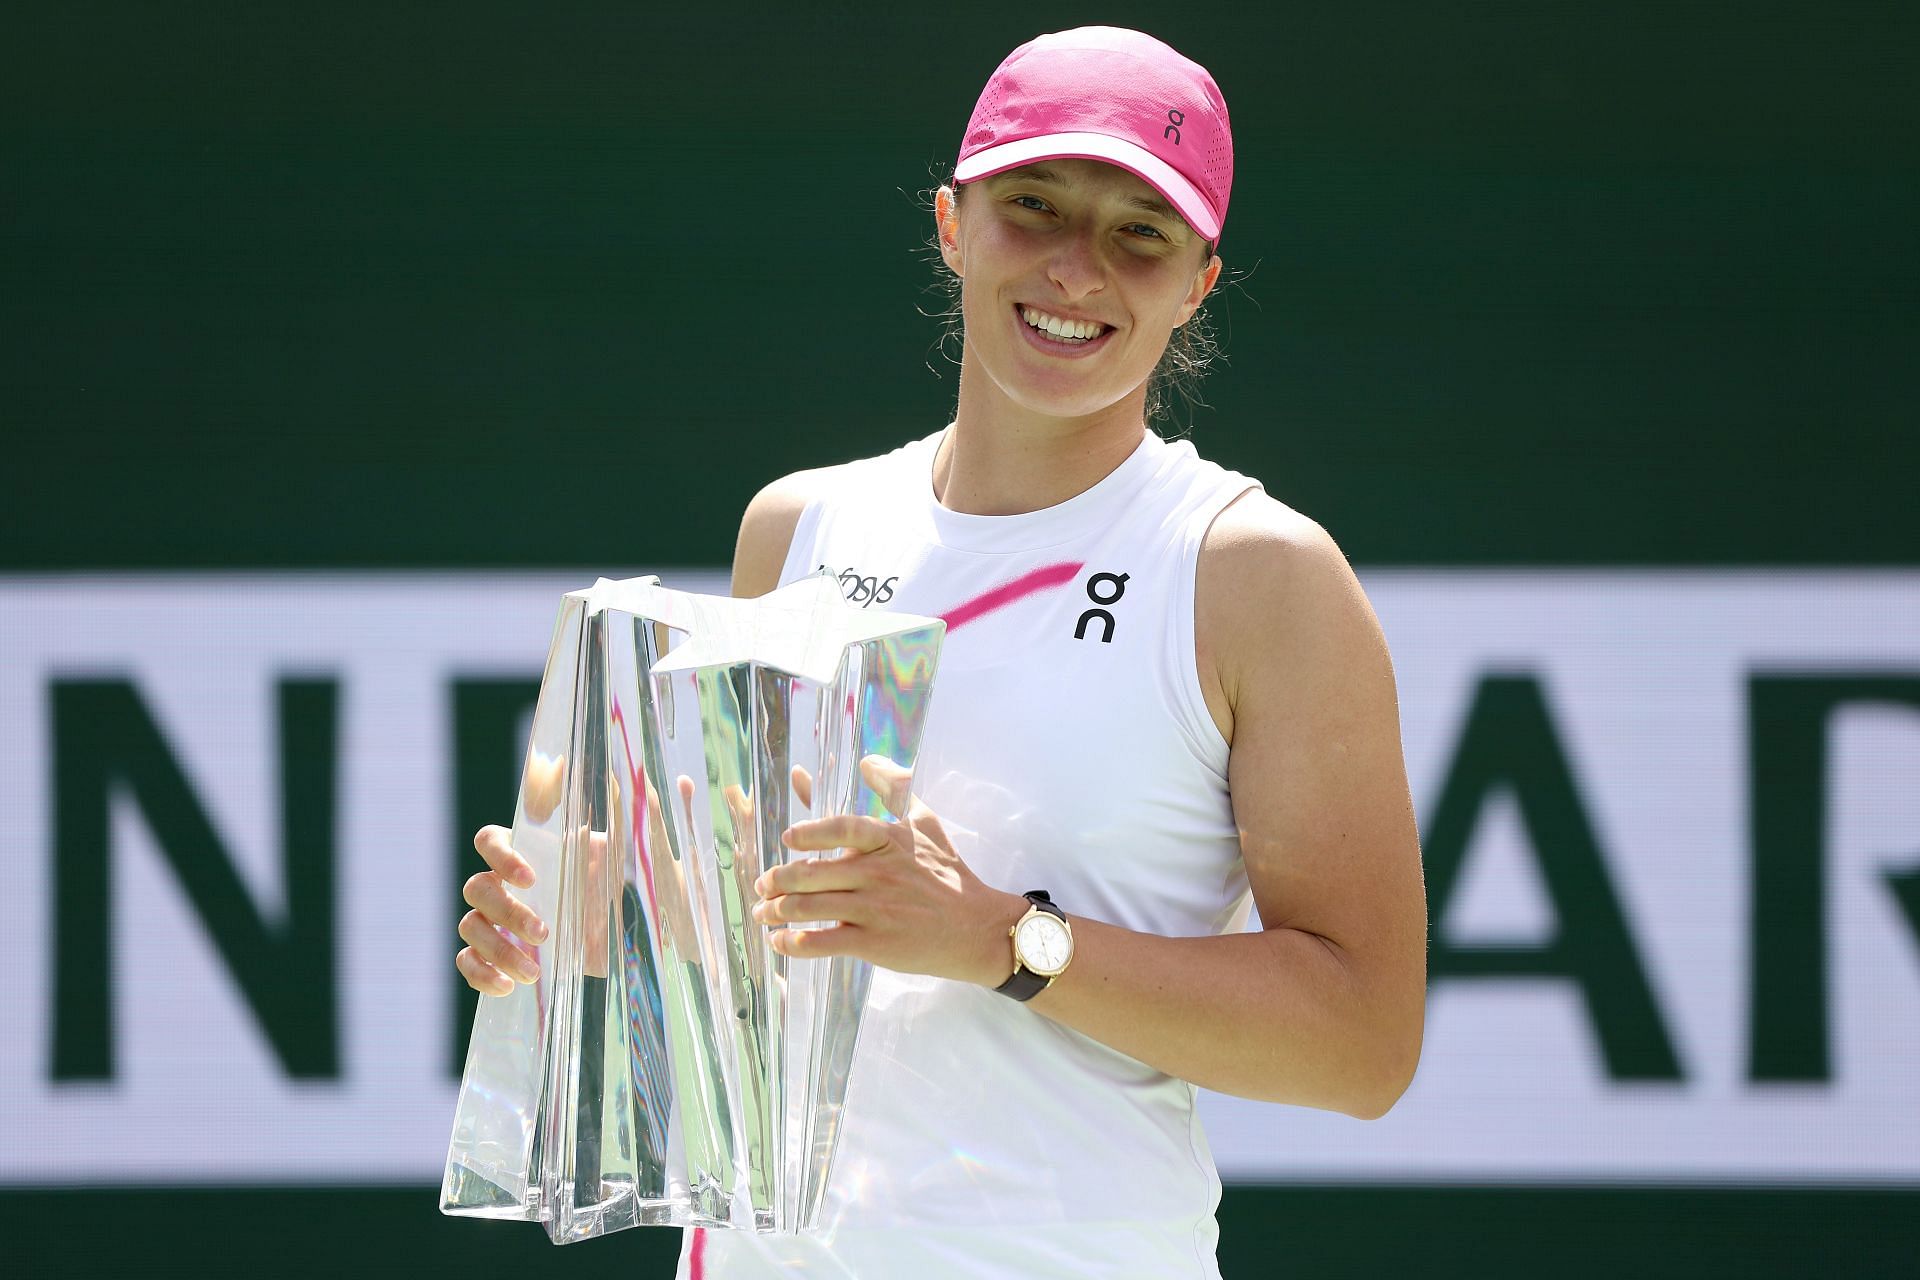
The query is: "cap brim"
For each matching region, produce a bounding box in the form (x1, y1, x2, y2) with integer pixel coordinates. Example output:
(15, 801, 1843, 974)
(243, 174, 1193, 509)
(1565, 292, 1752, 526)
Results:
(953, 131, 1222, 243)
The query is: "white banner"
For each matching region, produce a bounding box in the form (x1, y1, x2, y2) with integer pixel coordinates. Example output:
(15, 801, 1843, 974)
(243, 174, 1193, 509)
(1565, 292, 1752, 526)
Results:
(3, 571, 1917, 1185)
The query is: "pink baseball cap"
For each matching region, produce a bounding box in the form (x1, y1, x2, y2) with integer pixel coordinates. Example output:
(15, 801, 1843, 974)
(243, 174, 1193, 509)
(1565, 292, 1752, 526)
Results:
(954, 26, 1234, 244)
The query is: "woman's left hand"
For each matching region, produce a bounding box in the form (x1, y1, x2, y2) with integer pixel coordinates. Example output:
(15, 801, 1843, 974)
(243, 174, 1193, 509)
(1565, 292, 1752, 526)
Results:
(752, 755, 1023, 987)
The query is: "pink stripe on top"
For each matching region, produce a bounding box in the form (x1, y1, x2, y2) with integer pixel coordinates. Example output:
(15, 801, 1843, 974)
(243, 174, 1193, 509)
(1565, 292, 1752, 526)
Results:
(938, 561, 1084, 633)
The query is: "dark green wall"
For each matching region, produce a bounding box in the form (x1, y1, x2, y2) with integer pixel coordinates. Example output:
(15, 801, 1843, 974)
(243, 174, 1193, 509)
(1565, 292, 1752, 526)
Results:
(11, 1186, 1920, 1278)
(5, 2, 1914, 568)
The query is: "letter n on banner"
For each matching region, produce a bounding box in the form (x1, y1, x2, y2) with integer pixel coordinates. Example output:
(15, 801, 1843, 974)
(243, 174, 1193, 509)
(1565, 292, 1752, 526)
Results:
(50, 678, 339, 1080)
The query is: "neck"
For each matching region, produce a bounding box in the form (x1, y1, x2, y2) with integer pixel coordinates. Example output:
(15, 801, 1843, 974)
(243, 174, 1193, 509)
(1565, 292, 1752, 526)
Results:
(933, 354, 1150, 516)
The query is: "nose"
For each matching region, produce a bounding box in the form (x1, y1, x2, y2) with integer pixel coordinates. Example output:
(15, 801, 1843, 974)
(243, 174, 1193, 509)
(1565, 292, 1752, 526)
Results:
(1045, 225, 1108, 300)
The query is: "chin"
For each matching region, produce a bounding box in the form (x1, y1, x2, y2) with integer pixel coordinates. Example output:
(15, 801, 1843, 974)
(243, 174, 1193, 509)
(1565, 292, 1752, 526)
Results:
(990, 364, 1149, 421)
(1013, 382, 1147, 422)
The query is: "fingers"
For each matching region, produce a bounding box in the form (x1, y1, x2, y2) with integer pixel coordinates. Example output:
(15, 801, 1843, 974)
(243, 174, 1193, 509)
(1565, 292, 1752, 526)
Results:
(463, 825, 543, 994)
(722, 784, 755, 846)
(782, 813, 893, 856)
(753, 889, 866, 927)
(791, 764, 814, 810)
(458, 910, 541, 984)
(754, 850, 873, 898)
(463, 868, 549, 944)
(522, 750, 566, 823)
(859, 755, 914, 819)
(766, 923, 861, 959)
(456, 947, 515, 997)
(474, 825, 535, 888)
(673, 775, 701, 845)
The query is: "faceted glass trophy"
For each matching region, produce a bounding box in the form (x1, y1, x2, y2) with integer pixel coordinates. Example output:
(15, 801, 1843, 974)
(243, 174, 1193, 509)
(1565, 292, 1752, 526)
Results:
(441, 574, 944, 1242)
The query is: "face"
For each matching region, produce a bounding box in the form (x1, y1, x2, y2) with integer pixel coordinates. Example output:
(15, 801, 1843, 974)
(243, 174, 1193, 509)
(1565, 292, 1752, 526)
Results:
(936, 158, 1222, 423)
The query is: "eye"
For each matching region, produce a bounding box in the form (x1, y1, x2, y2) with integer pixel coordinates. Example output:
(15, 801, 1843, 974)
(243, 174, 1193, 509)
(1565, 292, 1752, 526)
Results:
(1125, 223, 1168, 241)
(1010, 194, 1053, 213)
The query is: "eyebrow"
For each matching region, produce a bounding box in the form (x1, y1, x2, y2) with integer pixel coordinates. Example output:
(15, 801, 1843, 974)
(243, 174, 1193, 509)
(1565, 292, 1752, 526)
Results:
(994, 163, 1183, 222)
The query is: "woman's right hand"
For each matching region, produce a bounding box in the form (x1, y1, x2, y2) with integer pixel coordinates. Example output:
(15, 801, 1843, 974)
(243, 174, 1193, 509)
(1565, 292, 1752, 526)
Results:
(457, 825, 547, 996)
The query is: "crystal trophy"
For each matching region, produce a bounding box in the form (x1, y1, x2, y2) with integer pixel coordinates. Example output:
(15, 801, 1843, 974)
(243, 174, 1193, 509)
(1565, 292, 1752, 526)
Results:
(441, 573, 944, 1242)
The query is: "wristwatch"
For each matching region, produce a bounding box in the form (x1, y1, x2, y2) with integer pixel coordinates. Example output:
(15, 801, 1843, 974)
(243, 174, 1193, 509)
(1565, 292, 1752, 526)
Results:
(993, 890, 1074, 1002)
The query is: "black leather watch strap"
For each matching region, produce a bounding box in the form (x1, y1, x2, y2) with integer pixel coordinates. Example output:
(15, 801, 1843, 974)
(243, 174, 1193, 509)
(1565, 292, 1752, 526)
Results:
(993, 891, 1064, 1003)
(993, 966, 1052, 1002)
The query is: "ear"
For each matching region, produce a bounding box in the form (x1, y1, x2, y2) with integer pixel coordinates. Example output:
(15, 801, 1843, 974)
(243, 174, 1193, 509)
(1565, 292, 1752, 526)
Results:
(1175, 253, 1223, 327)
(935, 185, 964, 277)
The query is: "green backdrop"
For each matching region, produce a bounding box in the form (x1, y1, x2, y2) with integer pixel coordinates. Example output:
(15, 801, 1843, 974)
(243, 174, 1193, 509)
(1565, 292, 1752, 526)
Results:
(6, 1, 1913, 570)
(5, 1, 1916, 1275)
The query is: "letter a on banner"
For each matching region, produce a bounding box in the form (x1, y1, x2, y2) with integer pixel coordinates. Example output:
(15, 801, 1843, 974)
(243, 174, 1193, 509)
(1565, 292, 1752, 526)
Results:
(1424, 673, 1682, 1082)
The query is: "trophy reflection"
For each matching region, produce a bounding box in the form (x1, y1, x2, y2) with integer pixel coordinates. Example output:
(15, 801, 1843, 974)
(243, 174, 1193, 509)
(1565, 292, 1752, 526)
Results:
(441, 574, 944, 1242)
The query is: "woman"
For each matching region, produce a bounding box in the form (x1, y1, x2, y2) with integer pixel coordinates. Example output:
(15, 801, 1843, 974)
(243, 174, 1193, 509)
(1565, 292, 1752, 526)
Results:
(458, 26, 1426, 1278)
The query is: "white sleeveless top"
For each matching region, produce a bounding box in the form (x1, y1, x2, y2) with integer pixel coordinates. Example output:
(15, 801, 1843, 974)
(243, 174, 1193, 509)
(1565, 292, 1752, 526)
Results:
(682, 427, 1262, 1279)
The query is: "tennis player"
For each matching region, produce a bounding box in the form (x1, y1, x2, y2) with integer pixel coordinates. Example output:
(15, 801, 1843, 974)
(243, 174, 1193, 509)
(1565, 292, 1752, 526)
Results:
(459, 26, 1426, 1278)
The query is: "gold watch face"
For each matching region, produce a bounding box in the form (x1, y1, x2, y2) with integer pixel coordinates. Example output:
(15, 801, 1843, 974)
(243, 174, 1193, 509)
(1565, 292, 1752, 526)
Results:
(1014, 912, 1073, 977)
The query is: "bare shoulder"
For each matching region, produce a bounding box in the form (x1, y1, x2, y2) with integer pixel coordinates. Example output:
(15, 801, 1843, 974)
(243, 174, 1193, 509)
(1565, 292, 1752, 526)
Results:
(1198, 489, 1360, 611)
(1194, 490, 1394, 741)
(731, 464, 851, 598)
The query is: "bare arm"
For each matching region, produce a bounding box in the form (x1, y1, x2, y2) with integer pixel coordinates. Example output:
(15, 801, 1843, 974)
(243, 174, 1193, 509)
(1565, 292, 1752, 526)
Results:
(757, 492, 1427, 1118)
(1018, 494, 1428, 1115)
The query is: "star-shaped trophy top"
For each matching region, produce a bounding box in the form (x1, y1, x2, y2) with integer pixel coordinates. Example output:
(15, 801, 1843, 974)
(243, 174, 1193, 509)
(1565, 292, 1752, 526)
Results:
(573, 572, 943, 685)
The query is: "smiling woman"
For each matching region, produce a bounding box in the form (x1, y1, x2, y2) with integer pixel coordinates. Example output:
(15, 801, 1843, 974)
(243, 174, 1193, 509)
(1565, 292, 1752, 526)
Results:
(460, 24, 1426, 1280)
(933, 162, 1227, 429)
(935, 158, 1221, 427)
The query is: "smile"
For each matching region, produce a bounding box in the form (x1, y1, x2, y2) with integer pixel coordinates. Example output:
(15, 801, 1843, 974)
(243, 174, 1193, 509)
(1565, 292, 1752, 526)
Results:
(1019, 305, 1112, 343)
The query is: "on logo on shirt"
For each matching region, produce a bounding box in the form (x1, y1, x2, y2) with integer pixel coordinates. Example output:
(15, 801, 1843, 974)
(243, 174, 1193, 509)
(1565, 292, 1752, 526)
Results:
(1074, 571, 1129, 643)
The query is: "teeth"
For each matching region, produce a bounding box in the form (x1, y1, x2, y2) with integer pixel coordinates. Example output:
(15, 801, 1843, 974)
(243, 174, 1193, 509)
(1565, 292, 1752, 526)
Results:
(1022, 306, 1106, 342)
